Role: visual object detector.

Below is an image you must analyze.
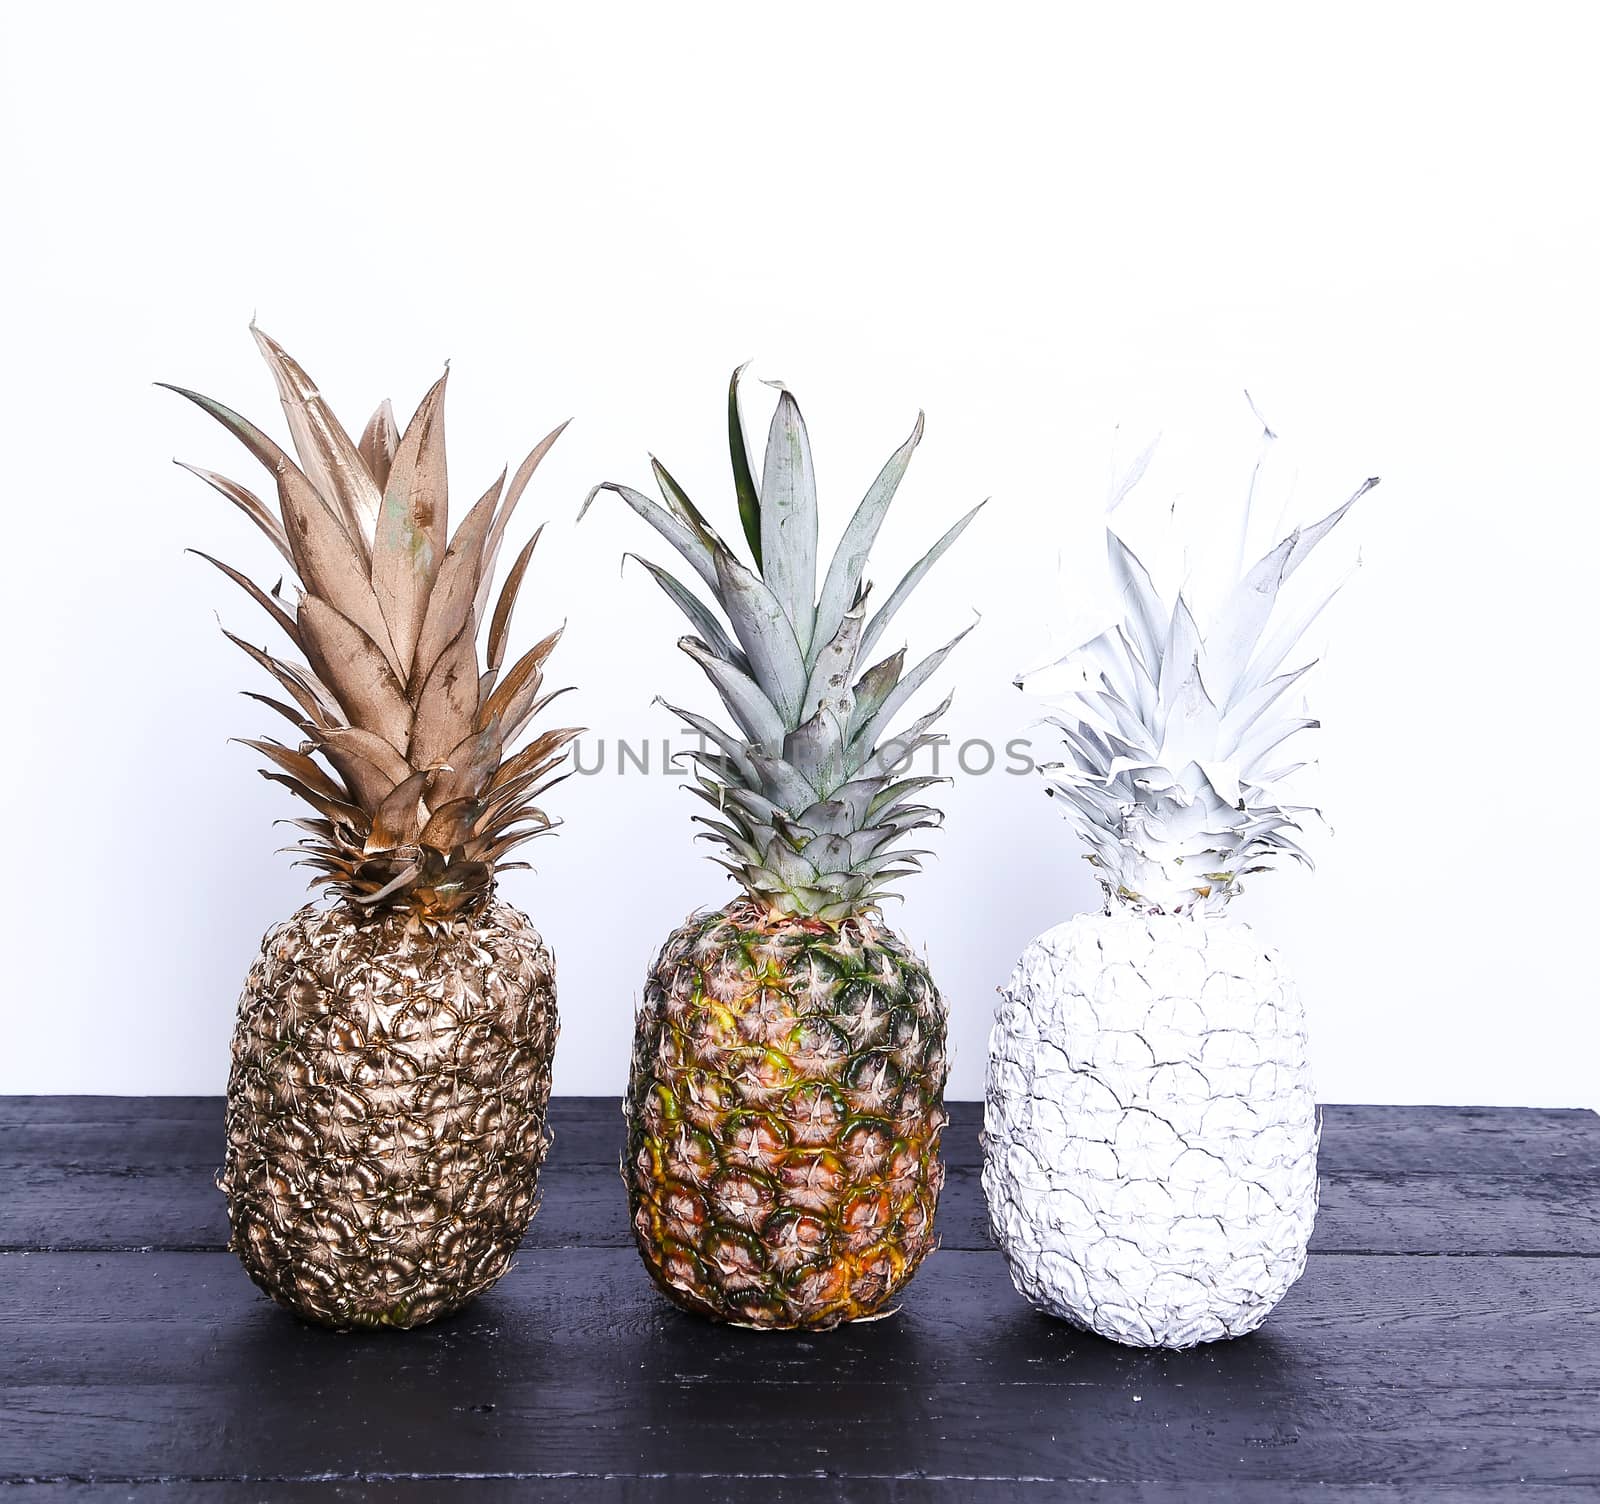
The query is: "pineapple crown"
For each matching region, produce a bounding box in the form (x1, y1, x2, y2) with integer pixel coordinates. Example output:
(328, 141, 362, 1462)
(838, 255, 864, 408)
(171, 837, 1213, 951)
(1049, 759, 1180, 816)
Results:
(167, 326, 580, 917)
(584, 367, 983, 923)
(1026, 431, 1377, 917)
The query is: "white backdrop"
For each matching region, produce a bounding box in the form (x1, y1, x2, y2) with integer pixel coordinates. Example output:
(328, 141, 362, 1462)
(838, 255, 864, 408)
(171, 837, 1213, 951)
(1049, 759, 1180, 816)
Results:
(3, 2, 1596, 1105)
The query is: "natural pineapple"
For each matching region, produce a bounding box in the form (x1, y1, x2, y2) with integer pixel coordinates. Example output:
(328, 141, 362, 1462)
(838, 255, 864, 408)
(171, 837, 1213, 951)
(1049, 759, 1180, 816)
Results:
(168, 327, 578, 1329)
(984, 428, 1376, 1348)
(588, 370, 981, 1328)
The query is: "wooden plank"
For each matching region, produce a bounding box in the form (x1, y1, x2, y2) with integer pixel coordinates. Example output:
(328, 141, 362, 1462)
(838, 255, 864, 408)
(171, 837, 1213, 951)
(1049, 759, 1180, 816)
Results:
(4, 1094, 1600, 1495)
(5, 1372, 1596, 1487)
(1311, 1104, 1600, 1176)
(5, 1249, 1599, 1393)
(0, 1097, 627, 1166)
(4, 1099, 1598, 1175)
(6, 1483, 1588, 1502)
(0, 1096, 222, 1125)
(9, 1096, 1599, 1253)
(7, 1157, 1600, 1257)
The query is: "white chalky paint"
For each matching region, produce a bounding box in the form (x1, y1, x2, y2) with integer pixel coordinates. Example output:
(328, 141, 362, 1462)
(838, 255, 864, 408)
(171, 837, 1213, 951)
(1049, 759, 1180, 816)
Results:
(982, 909, 1319, 1348)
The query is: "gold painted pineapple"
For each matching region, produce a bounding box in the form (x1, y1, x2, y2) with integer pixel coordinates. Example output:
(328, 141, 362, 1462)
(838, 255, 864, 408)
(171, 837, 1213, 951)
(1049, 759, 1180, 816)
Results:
(589, 369, 982, 1328)
(168, 327, 579, 1329)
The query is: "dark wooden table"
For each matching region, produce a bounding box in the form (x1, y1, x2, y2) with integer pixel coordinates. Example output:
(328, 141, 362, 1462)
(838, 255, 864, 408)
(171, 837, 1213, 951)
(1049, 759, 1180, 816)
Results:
(4, 1098, 1599, 1501)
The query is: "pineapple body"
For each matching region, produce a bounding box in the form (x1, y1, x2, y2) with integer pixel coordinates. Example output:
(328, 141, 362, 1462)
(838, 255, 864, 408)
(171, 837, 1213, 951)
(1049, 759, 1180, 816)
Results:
(597, 369, 977, 1327)
(983, 910, 1318, 1348)
(625, 901, 949, 1330)
(221, 896, 558, 1329)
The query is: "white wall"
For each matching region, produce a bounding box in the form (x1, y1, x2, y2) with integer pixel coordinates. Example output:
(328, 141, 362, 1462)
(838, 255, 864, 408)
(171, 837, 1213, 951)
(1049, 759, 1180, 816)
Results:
(3, 2, 1596, 1105)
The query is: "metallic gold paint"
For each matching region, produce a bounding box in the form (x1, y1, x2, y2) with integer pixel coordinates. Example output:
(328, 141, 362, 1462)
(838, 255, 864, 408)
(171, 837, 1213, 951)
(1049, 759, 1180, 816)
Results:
(220, 896, 557, 1330)
(173, 330, 579, 1328)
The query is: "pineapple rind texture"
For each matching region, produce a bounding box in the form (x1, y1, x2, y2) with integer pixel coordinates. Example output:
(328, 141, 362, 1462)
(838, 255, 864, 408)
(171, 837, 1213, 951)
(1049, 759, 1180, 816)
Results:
(983, 910, 1318, 1349)
(624, 901, 949, 1330)
(220, 896, 558, 1330)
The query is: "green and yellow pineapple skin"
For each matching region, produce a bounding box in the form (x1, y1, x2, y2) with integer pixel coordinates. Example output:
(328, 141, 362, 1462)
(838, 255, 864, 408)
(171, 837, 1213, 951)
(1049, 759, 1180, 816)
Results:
(625, 901, 948, 1330)
(221, 895, 557, 1330)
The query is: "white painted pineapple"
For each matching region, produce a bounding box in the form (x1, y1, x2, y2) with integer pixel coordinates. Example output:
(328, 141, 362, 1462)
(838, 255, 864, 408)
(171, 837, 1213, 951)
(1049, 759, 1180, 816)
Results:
(984, 428, 1376, 1348)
